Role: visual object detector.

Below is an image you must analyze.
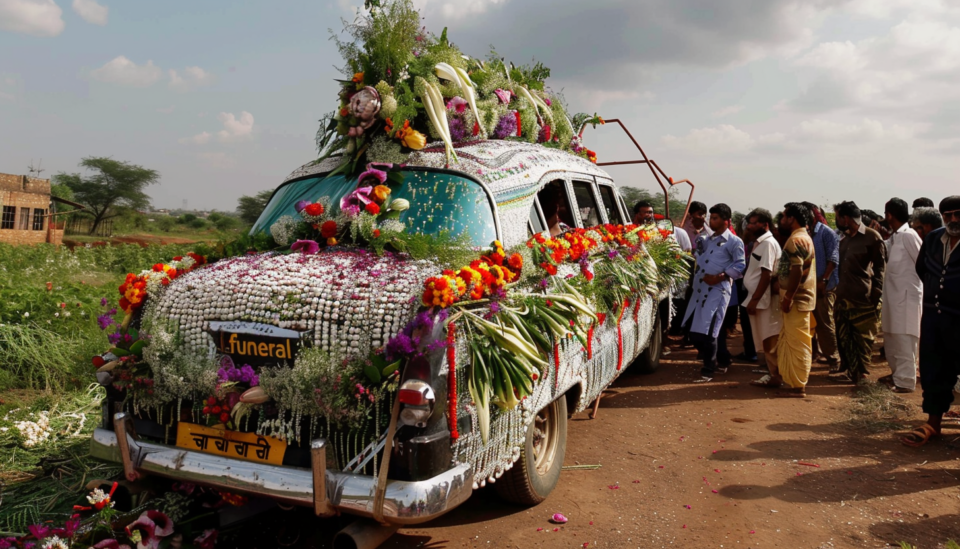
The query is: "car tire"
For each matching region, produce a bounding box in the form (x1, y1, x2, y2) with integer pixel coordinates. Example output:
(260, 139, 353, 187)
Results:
(495, 395, 568, 505)
(632, 309, 662, 374)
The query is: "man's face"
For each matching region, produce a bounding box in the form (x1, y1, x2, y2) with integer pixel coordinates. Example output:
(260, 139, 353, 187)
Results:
(778, 212, 794, 236)
(691, 210, 706, 229)
(746, 216, 767, 238)
(708, 213, 727, 233)
(912, 221, 928, 240)
(835, 215, 850, 232)
(633, 206, 654, 225)
(944, 210, 960, 237)
(884, 211, 895, 227)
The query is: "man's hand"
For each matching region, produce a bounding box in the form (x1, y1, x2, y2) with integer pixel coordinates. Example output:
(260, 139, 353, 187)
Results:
(780, 295, 793, 313)
(746, 299, 759, 316)
(816, 280, 826, 294)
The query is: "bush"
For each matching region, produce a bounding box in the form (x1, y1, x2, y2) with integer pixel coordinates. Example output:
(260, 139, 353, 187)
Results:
(178, 213, 197, 224)
(213, 215, 240, 232)
(189, 217, 208, 230)
(154, 216, 176, 232)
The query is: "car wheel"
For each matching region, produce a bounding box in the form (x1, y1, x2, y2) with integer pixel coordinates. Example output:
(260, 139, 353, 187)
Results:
(495, 395, 568, 505)
(632, 309, 662, 374)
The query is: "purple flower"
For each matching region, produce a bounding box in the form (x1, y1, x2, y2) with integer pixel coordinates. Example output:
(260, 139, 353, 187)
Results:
(107, 331, 123, 345)
(295, 200, 311, 213)
(291, 239, 320, 255)
(607, 250, 619, 259)
(448, 116, 467, 142)
(538, 278, 549, 289)
(492, 112, 518, 139)
(385, 333, 416, 360)
(97, 313, 116, 331)
(100, 297, 109, 307)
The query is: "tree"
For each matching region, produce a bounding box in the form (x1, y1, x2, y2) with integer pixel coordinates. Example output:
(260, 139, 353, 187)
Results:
(237, 190, 274, 225)
(618, 186, 689, 223)
(56, 157, 158, 235)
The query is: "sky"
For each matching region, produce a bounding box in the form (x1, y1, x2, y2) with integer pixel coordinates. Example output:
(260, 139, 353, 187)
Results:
(1, 0, 958, 214)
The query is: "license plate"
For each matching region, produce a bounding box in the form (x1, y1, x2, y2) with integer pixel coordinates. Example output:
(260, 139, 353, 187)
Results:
(208, 321, 305, 367)
(175, 422, 286, 465)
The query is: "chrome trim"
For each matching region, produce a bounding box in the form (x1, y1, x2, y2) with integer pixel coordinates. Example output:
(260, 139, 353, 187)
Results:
(91, 421, 473, 525)
(311, 439, 335, 517)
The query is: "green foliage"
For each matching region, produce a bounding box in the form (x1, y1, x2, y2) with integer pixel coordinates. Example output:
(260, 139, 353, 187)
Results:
(0, 242, 213, 391)
(178, 213, 197, 224)
(619, 186, 689, 223)
(188, 217, 208, 230)
(236, 189, 274, 225)
(333, 0, 422, 84)
(154, 216, 176, 232)
(56, 157, 159, 235)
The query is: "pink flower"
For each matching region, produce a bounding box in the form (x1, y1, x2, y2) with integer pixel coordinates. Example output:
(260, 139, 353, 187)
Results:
(550, 513, 568, 524)
(494, 89, 512, 104)
(340, 187, 374, 218)
(193, 529, 218, 549)
(446, 96, 468, 114)
(358, 165, 387, 186)
(125, 510, 174, 549)
(291, 240, 320, 255)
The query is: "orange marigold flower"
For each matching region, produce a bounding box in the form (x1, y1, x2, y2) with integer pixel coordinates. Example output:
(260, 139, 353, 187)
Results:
(508, 253, 523, 270)
(326, 237, 338, 246)
(352, 72, 364, 83)
(371, 185, 391, 204)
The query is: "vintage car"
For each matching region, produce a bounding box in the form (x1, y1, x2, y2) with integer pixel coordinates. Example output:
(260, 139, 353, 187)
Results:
(89, 139, 690, 548)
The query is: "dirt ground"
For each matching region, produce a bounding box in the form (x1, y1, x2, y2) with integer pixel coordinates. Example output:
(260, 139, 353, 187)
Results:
(229, 335, 960, 549)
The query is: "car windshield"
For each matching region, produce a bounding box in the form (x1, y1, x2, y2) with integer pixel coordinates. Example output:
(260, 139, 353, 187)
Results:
(251, 169, 498, 245)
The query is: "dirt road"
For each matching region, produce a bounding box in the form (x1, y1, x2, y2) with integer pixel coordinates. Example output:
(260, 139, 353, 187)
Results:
(230, 340, 960, 549)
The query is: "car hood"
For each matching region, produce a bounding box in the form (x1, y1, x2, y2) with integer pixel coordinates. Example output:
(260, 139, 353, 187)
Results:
(145, 250, 435, 360)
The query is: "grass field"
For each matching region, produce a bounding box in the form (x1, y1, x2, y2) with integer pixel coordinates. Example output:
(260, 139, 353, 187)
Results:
(0, 242, 209, 536)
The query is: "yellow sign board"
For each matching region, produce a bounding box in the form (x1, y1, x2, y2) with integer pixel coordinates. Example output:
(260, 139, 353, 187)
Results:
(175, 422, 286, 466)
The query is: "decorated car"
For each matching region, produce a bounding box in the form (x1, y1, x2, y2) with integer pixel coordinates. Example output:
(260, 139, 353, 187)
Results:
(88, 2, 692, 547)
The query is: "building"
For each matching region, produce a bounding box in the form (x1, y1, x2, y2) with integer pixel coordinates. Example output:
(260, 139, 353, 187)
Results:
(0, 173, 69, 245)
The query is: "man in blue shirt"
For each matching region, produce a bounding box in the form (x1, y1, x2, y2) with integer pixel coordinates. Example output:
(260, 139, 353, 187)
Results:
(803, 202, 840, 370)
(682, 203, 746, 383)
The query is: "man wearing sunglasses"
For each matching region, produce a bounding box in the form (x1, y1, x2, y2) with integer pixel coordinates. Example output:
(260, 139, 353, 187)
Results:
(903, 196, 960, 447)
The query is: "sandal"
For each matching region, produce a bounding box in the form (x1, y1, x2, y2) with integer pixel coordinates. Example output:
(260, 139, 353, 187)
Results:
(715, 367, 729, 375)
(944, 410, 960, 419)
(901, 423, 940, 448)
(750, 375, 782, 388)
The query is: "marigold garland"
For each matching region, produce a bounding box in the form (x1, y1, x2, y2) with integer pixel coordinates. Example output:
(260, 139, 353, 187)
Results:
(421, 241, 522, 308)
(446, 322, 458, 440)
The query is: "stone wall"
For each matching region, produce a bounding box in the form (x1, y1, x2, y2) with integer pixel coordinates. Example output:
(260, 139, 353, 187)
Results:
(0, 173, 59, 245)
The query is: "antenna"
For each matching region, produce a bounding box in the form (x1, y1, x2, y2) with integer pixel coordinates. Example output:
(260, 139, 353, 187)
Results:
(27, 159, 45, 178)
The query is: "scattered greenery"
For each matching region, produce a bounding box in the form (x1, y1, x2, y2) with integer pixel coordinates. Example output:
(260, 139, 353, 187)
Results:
(843, 381, 914, 433)
(55, 157, 159, 236)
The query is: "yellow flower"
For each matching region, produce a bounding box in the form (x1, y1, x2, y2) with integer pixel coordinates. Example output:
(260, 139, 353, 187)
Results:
(396, 120, 427, 150)
(327, 237, 337, 246)
(371, 185, 391, 204)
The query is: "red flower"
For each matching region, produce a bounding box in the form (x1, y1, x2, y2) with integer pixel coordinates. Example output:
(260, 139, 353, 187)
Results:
(304, 203, 324, 217)
(220, 412, 230, 423)
(365, 202, 380, 215)
(320, 220, 338, 239)
(508, 253, 523, 270)
(152, 263, 164, 272)
(372, 229, 381, 238)
(514, 110, 522, 136)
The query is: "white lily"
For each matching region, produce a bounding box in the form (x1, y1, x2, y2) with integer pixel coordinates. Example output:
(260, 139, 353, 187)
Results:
(435, 62, 485, 137)
(419, 79, 457, 164)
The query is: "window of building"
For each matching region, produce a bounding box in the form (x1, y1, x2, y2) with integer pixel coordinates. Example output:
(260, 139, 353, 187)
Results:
(1, 206, 15, 229)
(32, 208, 45, 231)
(18, 207, 30, 230)
(597, 184, 626, 224)
(571, 181, 601, 227)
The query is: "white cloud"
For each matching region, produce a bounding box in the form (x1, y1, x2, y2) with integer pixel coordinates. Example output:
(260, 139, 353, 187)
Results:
(169, 66, 214, 91)
(72, 0, 107, 25)
(0, 0, 65, 36)
(796, 118, 913, 142)
(413, 0, 509, 20)
(90, 56, 162, 87)
(712, 105, 743, 118)
(662, 124, 757, 154)
(179, 131, 211, 145)
(217, 111, 254, 142)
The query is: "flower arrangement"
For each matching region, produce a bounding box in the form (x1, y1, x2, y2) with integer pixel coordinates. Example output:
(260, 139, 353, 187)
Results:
(421, 241, 523, 308)
(315, 0, 598, 174)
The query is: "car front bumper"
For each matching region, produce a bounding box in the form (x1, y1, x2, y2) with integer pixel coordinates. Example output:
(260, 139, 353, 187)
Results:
(90, 413, 472, 525)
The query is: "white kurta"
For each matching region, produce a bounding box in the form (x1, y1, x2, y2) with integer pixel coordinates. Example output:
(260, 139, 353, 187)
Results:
(881, 224, 923, 337)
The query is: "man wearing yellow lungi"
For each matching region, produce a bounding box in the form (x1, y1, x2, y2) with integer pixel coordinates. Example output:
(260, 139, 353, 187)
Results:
(775, 203, 817, 397)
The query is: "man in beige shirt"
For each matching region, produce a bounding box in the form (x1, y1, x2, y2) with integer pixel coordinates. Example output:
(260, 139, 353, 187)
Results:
(776, 203, 817, 397)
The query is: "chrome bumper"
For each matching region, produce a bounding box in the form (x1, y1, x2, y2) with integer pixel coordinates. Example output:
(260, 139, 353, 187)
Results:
(90, 413, 472, 525)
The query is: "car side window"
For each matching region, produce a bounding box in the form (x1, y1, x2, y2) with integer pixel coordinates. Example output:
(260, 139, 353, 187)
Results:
(571, 181, 601, 227)
(597, 184, 625, 224)
(529, 199, 546, 235)
(535, 180, 576, 236)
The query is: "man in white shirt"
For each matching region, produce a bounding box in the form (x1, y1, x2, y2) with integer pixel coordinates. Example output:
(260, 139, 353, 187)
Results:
(632, 201, 692, 252)
(743, 208, 783, 388)
(882, 198, 923, 392)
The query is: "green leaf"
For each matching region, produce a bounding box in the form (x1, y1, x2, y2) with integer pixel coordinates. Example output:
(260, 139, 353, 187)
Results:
(381, 360, 401, 377)
(129, 340, 146, 359)
(109, 348, 130, 357)
(363, 364, 382, 383)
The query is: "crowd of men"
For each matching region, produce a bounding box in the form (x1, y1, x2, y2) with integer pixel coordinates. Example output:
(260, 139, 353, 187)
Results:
(632, 196, 960, 448)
